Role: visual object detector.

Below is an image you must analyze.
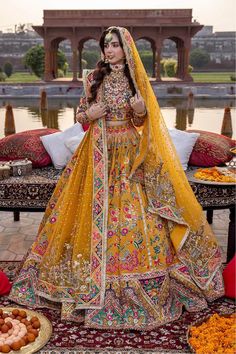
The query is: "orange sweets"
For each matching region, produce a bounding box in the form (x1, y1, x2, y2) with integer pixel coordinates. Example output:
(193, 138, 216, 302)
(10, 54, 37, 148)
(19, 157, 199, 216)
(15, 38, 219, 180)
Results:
(189, 313, 236, 354)
(0, 308, 41, 352)
(194, 167, 236, 183)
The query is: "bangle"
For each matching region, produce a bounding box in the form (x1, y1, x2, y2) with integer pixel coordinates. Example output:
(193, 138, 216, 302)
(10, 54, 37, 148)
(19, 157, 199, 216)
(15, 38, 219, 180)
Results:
(134, 108, 147, 118)
(85, 109, 93, 122)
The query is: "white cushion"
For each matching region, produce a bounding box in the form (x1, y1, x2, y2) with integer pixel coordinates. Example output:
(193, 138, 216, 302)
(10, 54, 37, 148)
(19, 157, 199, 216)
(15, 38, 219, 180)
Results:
(40, 123, 84, 169)
(64, 133, 86, 154)
(168, 128, 200, 170)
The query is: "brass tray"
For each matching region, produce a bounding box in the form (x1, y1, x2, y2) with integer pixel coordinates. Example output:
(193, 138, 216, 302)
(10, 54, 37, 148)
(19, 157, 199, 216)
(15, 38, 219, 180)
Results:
(186, 168, 236, 185)
(0, 307, 52, 354)
(186, 313, 234, 353)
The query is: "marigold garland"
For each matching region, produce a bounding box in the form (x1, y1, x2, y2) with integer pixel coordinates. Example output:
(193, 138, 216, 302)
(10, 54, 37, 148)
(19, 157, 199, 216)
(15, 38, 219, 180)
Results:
(194, 167, 236, 183)
(188, 313, 236, 354)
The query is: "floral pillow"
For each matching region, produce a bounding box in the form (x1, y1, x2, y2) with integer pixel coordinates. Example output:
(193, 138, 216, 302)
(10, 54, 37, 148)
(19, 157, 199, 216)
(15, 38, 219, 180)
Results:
(0, 128, 59, 167)
(187, 130, 235, 167)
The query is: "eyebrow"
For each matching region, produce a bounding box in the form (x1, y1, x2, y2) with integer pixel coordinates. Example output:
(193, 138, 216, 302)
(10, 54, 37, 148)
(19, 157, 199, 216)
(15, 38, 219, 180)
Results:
(105, 41, 119, 44)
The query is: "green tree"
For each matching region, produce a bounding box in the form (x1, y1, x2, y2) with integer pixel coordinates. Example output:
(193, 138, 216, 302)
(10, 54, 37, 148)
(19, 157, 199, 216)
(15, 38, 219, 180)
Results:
(24, 45, 68, 78)
(3, 62, 13, 77)
(139, 50, 153, 76)
(82, 50, 100, 69)
(190, 48, 210, 68)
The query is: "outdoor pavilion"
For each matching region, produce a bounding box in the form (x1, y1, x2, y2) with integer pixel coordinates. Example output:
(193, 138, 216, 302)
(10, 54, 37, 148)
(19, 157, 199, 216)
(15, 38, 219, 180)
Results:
(33, 9, 203, 82)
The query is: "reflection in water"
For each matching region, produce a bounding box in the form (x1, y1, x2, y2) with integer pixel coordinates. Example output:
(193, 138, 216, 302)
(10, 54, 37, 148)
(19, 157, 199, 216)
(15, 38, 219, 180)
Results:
(175, 108, 187, 131)
(39, 109, 59, 129)
(0, 97, 235, 139)
(187, 92, 195, 127)
(40, 90, 48, 111)
(221, 107, 233, 138)
(4, 104, 16, 136)
(187, 109, 195, 126)
(46, 110, 59, 129)
(28, 107, 40, 118)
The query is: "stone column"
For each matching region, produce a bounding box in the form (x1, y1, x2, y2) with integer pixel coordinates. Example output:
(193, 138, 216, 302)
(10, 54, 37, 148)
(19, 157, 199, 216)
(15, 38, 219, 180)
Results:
(71, 40, 78, 82)
(183, 45, 193, 81)
(51, 44, 58, 79)
(155, 39, 162, 81)
(78, 44, 83, 79)
(44, 41, 53, 82)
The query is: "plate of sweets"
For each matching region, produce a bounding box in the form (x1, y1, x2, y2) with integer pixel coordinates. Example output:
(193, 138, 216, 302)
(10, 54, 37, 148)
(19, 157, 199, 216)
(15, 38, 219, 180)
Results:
(187, 312, 236, 354)
(187, 166, 236, 185)
(0, 308, 52, 353)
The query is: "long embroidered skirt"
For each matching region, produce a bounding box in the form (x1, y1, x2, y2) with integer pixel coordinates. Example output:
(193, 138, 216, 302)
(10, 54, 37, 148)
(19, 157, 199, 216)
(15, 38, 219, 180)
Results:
(10, 122, 223, 330)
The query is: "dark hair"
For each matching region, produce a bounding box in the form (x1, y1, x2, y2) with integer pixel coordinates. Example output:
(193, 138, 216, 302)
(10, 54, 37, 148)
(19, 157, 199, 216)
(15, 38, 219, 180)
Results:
(88, 28, 136, 103)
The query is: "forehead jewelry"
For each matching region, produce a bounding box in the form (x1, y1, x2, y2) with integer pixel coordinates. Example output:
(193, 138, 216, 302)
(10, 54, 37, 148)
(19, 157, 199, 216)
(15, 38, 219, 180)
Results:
(104, 30, 113, 43)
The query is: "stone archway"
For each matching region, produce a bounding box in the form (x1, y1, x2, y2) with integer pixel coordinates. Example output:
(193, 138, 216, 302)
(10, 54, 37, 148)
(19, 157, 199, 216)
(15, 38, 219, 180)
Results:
(33, 9, 203, 82)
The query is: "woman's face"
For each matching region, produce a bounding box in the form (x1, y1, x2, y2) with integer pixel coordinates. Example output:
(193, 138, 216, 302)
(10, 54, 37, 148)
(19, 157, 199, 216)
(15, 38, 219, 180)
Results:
(104, 33, 125, 65)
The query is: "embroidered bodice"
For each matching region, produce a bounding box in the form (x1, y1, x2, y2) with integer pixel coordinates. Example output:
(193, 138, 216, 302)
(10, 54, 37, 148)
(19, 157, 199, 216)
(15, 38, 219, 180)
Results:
(76, 66, 146, 127)
(103, 66, 133, 121)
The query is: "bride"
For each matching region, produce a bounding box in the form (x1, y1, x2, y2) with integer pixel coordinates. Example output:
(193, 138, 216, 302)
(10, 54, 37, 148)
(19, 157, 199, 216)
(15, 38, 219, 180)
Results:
(9, 26, 224, 330)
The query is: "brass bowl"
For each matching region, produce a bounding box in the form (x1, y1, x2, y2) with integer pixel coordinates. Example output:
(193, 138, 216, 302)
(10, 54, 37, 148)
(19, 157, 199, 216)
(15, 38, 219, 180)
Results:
(186, 312, 235, 353)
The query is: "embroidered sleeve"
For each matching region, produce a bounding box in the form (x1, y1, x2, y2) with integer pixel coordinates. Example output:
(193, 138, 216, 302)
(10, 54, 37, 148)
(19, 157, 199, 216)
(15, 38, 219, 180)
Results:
(76, 70, 95, 124)
(132, 109, 147, 127)
(76, 96, 90, 124)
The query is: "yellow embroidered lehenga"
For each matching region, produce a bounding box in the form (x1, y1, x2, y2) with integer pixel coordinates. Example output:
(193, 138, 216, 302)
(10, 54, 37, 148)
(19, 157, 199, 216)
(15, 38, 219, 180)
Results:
(9, 27, 224, 330)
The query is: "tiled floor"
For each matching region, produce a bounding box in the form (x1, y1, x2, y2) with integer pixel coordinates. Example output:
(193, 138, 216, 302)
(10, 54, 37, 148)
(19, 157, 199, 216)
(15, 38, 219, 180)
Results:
(0, 209, 229, 262)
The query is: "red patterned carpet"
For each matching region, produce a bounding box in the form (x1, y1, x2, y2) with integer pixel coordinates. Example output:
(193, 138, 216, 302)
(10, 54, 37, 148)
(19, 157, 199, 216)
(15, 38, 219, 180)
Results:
(0, 262, 235, 354)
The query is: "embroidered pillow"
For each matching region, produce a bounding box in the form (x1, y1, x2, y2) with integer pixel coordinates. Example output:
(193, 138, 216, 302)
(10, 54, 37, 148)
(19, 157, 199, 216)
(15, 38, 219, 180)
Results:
(0, 128, 59, 167)
(188, 130, 235, 167)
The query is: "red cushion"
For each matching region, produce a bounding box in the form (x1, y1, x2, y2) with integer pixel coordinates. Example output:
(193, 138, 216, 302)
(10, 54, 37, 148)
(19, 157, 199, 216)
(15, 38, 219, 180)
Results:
(0, 271, 11, 296)
(187, 130, 235, 167)
(223, 255, 236, 299)
(0, 128, 59, 167)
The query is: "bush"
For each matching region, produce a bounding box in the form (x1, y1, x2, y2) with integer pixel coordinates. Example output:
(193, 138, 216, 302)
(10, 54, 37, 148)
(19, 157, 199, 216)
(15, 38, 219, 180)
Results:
(0, 72, 7, 82)
(164, 59, 176, 77)
(57, 69, 64, 78)
(3, 62, 13, 77)
(230, 75, 236, 81)
(139, 51, 153, 76)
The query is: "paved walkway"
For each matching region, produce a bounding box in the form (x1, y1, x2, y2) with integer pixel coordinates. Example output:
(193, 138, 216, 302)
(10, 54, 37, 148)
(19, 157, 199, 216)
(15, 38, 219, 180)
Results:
(0, 209, 229, 262)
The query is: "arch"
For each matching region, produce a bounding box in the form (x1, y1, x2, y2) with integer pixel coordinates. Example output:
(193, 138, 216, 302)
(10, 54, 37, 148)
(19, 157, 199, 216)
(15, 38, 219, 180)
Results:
(135, 38, 155, 77)
(34, 9, 203, 82)
(79, 38, 100, 78)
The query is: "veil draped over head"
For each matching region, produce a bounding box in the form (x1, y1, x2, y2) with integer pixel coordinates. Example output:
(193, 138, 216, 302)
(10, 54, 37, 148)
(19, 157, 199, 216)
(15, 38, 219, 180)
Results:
(11, 27, 222, 311)
(115, 27, 221, 289)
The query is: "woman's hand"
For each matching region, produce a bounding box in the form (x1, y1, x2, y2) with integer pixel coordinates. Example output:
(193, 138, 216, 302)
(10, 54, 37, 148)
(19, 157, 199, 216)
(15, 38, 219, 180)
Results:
(130, 91, 146, 115)
(86, 103, 107, 121)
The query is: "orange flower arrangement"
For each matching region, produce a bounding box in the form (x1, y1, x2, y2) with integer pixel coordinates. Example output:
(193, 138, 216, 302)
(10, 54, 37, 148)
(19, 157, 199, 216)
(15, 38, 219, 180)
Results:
(194, 167, 236, 183)
(188, 313, 236, 354)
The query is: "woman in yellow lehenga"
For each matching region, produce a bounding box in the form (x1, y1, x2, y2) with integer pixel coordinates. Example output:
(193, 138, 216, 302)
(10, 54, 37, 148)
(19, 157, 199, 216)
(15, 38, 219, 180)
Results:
(9, 27, 224, 330)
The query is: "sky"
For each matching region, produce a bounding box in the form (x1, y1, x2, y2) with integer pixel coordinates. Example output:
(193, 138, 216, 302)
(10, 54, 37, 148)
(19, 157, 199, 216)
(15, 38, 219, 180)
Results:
(0, 0, 235, 32)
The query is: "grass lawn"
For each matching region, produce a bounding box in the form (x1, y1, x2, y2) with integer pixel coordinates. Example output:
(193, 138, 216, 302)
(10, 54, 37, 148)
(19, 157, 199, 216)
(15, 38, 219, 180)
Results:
(1, 71, 235, 83)
(191, 72, 235, 83)
(3, 72, 41, 83)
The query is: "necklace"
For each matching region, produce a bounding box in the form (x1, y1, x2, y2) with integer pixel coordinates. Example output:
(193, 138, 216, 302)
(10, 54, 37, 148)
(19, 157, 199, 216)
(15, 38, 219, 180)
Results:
(109, 63, 125, 72)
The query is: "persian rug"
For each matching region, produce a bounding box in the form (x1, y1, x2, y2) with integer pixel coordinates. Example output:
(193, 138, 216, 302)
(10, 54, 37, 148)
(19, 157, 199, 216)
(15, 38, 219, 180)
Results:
(0, 261, 235, 354)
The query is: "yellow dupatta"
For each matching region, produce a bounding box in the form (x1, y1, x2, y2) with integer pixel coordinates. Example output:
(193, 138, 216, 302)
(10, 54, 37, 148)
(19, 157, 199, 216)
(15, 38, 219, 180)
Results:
(117, 27, 222, 290)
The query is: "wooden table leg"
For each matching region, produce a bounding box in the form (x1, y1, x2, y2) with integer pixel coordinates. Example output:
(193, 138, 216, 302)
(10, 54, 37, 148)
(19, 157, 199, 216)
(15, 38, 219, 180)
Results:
(13, 210, 20, 221)
(207, 209, 213, 224)
(227, 207, 235, 263)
